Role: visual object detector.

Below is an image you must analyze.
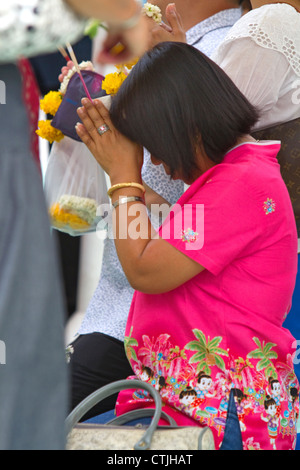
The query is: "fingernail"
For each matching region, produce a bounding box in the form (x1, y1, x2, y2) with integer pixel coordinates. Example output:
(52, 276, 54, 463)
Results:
(81, 98, 89, 105)
(75, 122, 83, 131)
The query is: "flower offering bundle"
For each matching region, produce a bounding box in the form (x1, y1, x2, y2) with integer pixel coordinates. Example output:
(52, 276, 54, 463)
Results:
(39, 58, 109, 236)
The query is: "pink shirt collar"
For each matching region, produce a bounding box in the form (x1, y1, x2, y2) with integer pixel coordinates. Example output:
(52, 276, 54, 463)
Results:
(223, 140, 281, 163)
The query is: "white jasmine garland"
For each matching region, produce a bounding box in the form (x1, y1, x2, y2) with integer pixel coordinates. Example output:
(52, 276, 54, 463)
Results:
(59, 61, 95, 95)
(142, 3, 162, 24)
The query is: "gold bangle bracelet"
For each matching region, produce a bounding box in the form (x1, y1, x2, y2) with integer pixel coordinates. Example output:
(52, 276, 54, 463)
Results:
(107, 182, 146, 198)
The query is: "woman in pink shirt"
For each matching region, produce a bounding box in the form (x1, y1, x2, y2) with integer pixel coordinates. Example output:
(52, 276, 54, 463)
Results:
(76, 42, 299, 450)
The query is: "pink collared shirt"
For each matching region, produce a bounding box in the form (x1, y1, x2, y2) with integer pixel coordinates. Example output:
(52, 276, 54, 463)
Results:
(117, 142, 299, 450)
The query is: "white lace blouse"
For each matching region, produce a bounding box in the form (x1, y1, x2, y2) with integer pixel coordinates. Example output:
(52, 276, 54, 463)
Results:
(212, 4, 300, 131)
(0, 0, 87, 63)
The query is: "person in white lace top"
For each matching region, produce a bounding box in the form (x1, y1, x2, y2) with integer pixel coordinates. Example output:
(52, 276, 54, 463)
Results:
(212, 2, 300, 130)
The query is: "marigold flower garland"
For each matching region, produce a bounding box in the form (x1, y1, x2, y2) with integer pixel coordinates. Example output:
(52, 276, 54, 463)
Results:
(36, 119, 64, 144)
(36, 91, 64, 143)
(40, 90, 63, 116)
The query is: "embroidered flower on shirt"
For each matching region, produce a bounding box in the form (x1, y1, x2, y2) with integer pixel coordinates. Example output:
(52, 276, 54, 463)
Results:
(263, 198, 276, 215)
(181, 228, 198, 243)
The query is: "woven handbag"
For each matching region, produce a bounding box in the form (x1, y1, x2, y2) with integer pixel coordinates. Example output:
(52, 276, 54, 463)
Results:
(65, 380, 215, 451)
(252, 117, 300, 237)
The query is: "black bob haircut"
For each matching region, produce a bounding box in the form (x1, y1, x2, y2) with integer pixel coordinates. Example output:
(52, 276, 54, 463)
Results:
(110, 42, 259, 181)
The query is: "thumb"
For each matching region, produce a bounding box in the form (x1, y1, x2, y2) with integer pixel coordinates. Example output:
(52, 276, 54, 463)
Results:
(165, 3, 184, 34)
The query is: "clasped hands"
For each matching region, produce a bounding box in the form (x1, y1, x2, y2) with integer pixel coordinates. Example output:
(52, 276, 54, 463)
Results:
(76, 99, 143, 182)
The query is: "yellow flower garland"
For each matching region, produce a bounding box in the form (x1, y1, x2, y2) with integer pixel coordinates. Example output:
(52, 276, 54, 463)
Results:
(36, 120, 64, 144)
(101, 71, 128, 95)
(37, 91, 64, 143)
(40, 91, 63, 116)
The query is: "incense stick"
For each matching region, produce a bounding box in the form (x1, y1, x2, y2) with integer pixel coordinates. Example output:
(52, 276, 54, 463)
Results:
(66, 42, 93, 102)
(57, 46, 71, 62)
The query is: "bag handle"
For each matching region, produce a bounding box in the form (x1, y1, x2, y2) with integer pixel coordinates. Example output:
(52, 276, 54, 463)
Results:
(106, 408, 178, 427)
(65, 379, 164, 450)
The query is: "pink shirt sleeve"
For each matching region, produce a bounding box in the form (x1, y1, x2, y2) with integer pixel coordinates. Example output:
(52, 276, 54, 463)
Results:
(158, 176, 275, 276)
